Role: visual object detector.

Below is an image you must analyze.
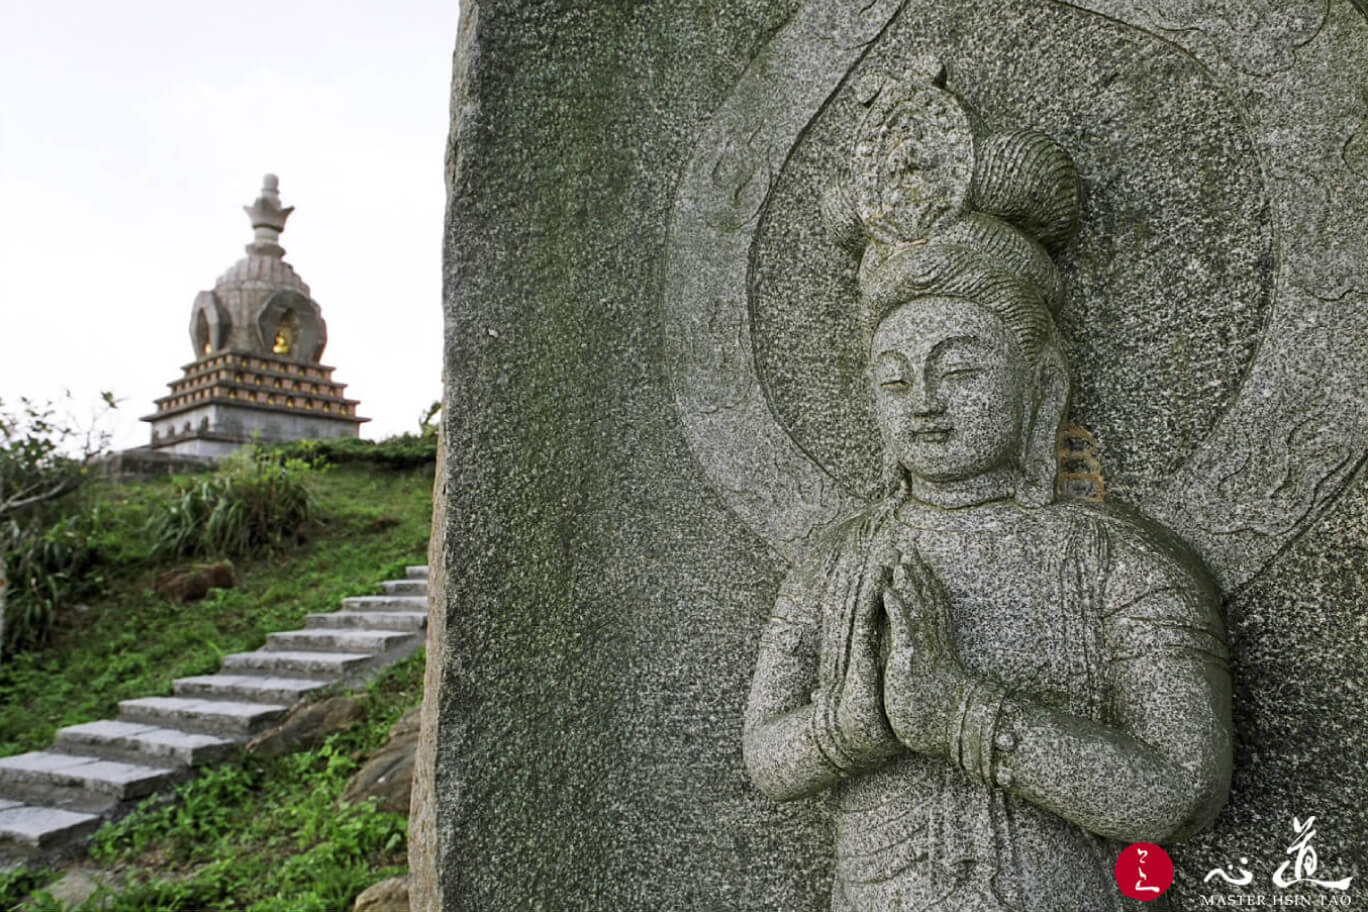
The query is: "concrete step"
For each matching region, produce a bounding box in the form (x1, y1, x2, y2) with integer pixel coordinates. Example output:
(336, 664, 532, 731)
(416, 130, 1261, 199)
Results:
(0, 559, 430, 866)
(0, 751, 179, 801)
(340, 595, 426, 612)
(379, 579, 427, 596)
(306, 610, 426, 632)
(221, 649, 376, 678)
(0, 803, 102, 851)
(118, 697, 287, 737)
(264, 628, 415, 654)
(55, 720, 238, 768)
(174, 673, 334, 705)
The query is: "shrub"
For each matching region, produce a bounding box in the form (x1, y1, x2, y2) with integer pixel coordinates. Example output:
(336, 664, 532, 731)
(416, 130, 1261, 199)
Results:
(0, 395, 107, 528)
(1, 507, 107, 654)
(150, 451, 316, 560)
(260, 433, 437, 471)
(0, 866, 55, 910)
(1, 394, 113, 658)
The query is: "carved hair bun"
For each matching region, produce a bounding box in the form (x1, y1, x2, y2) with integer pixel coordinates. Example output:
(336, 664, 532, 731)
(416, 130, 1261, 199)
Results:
(970, 130, 1080, 253)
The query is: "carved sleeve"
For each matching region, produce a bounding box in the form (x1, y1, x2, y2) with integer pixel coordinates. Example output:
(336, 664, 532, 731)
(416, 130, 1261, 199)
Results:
(986, 524, 1233, 844)
(742, 548, 844, 801)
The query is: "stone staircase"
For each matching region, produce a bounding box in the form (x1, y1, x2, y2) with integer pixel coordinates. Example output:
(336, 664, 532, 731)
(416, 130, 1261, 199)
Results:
(0, 565, 429, 865)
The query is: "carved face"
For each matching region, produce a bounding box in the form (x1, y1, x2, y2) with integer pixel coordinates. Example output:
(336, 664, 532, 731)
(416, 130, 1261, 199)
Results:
(870, 296, 1031, 486)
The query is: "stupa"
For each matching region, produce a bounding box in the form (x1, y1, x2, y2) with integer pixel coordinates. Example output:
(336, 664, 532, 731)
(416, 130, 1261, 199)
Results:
(142, 174, 367, 457)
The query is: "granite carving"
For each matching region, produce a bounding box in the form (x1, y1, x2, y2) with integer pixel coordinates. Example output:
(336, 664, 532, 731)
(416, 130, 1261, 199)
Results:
(743, 70, 1233, 911)
(418, 2, 1368, 909)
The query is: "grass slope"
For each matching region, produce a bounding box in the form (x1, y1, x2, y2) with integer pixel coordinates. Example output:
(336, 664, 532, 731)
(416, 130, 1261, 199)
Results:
(0, 465, 432, 759)
(0, 462, 433, 911)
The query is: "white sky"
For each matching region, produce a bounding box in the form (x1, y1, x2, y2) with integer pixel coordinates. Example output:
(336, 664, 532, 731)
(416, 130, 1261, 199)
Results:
(0, 1, 457, 450)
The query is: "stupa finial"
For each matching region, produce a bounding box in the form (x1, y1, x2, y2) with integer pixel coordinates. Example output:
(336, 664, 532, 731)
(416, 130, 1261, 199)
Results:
(242, 173, 295, 257)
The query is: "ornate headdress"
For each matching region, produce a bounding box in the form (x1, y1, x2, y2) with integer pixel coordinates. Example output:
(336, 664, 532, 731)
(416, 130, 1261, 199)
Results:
(824, 63, 1080, 363)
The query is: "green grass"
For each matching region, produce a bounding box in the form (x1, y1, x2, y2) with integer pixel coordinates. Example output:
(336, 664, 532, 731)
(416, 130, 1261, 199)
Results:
(0, 460, 432, 911)
(0, 464, 432, 760)
(18, 652, 424, 912)
(0, 868, 57, 910)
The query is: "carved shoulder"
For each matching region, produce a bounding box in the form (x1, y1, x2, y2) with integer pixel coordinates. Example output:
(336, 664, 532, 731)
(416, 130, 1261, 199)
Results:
(1053, 501, 1220, 612)
(772, 513, 869, 623)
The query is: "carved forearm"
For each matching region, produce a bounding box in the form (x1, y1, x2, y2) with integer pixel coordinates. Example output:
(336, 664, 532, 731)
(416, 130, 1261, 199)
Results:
(982, 692, 1224, 844)
(742, 702, 843, 801)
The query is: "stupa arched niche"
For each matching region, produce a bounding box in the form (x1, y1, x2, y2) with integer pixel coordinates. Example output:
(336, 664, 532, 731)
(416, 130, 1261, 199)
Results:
(258, 289, 327, 364)
(188, 291, 229, 357)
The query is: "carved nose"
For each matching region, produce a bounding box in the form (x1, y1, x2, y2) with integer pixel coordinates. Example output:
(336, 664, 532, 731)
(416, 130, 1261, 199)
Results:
(910, 378, 945, 416)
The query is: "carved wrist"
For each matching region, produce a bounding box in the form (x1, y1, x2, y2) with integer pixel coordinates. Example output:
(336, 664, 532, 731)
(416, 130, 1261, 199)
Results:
(947, 677, 1011, 786)
(810, 689, 857, 776)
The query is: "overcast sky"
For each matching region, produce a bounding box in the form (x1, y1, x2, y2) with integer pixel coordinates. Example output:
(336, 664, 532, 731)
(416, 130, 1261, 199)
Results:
(0, 1, 457, 451)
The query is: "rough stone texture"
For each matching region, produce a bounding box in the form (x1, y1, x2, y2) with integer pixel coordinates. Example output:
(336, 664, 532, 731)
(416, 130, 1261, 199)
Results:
(1169, 468, 1368, 907)
(418, 1, 1368, 909)
(42, 870, 114, 909)
(245, 696, 364, 759)
(172, 673, 333, 704)
(147, 400, 365, 459)
(0, 806, 101, 849)
(354, 876, 410, 912)
(342, 708, 420, 814)
(154, 563, 236, 603)
(410, 438, 444, 912)
(118, 697, 286, 737)
(96, 447, 216, 480)
(55, 720, 236, 768)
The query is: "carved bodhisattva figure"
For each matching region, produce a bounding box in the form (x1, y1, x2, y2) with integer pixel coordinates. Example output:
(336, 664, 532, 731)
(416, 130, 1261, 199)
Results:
(743, 69, 1234, 911)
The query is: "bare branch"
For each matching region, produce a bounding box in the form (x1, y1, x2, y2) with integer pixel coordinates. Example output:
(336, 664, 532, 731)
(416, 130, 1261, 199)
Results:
(0, 475, 83, 518)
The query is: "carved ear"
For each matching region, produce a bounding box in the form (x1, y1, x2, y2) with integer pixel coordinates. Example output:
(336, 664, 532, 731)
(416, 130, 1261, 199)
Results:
(1016, 347, 1069, 507)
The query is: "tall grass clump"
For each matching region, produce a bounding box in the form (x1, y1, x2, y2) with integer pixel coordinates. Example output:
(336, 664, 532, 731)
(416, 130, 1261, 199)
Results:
(150, 450, 316, 560)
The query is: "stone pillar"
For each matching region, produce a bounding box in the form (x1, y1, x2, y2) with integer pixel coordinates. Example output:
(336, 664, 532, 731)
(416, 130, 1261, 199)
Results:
(415, 2, 1368, 908)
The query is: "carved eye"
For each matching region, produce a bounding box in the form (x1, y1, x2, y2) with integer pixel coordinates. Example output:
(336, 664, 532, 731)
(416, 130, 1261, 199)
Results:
(940, 367, 982, 381)
(880, 378, 909, 390)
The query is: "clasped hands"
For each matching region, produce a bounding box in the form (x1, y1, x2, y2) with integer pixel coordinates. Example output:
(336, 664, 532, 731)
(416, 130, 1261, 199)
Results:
(825, 549, 973, 769)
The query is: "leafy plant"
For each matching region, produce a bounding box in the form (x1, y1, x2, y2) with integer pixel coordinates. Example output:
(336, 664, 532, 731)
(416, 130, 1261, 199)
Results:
(0, 394, 111, 526)
(90, 763, 257, 863)
(149, 450, 315, 560)
(259, 433, 437, 471)
(1, 394, 114, 659)
(1, 507, 108, 654)
(0, 866, 56, 911)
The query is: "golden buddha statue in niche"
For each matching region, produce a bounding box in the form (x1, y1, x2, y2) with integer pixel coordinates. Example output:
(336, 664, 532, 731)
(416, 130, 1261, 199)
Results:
(272, 312, 301, 356)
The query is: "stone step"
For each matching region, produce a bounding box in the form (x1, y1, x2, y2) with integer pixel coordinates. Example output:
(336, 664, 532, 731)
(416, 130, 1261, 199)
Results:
(221, 649, 376, 678)
(305, 610, 426, 632)
(118, 697, 287, 737)
(0, 558, 429, 866)
(264, 628, 415, 654)
(340, 595, 427, 612)
(173, 673, 335, 705)
(0, 803, 102, 851)
(379, 579, 427, 596)
(55, 721, 238, 768)
(0, 751, 179, 801)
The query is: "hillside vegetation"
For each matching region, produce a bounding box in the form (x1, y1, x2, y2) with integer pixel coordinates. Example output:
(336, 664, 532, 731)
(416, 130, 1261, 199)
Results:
(0, 440, 434, 911)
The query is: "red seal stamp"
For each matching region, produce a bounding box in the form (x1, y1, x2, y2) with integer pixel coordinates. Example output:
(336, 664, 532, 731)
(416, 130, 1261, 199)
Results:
(1115, 842, 1174, 901)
